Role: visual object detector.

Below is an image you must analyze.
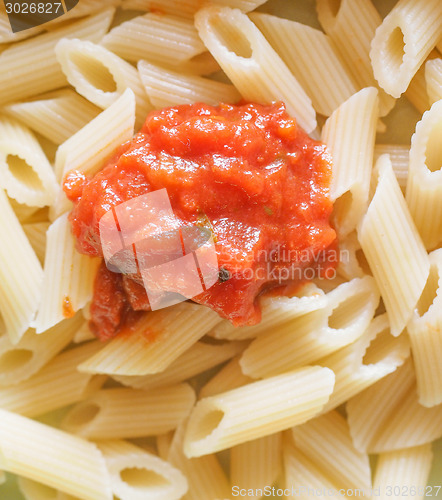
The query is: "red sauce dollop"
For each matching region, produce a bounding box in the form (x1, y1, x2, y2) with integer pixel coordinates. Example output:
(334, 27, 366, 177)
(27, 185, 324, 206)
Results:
(64, 102, 337, 340)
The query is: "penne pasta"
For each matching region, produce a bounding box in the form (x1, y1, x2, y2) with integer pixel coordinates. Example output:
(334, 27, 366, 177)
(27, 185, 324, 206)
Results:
(55, 39, 152, 128)
(370, 0, 442, 98)
(0, 313, 82, 386)
(78, 303, 222, 376)
(405, 99, 442, 250)
(347, 358, 442, 453)
(3, 89, 101, 146)
(374, 444, 433, 500)
(318, 313, 411, 414)
(199, 355, 254, 399)
(404, 55, 432, 114)
(0, 9, 115, 106)
(1, 0, 442, 495)
(121, 0, 267, 16)
(168, 420, 231, 500)
(358, 154, 430, 336)
(112, 340, 247, 391)
(240, 276, 379, 378)
(374, 144, 409, 189)
(316, 0, 395, 116)
(0, 115, 58, 207)
(291, 410, 371, 491)
(18, 477, 79, 500)
(33, 213, 101, 333)
(0, 188, 44, 344)
(98, 439, 188, 500)
(406, 249, 442, 407)
(137, 60, 241, 108)
(321, 87, 379, 238)
(101, 13, 205, 66)
(0, 340, 106, 417)
(195, 5, 316, 133)
(425, 58, 442, 104)
(54, 87, 136, 182)
(208, 283, 327, 341)
(22, 221, 50, 265)
(62, 383, 196, 439)
(0, 408, 112, 500)
(251, 12, 358, 116)
(283, 431, 337, 497)
(336, 231, 367, 280)
(183, 366, 335, 457)
(230, 433, 282, 500)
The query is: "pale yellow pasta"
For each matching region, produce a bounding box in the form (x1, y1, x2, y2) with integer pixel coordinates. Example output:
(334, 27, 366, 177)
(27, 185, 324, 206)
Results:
(1, 0, 442, 494)
(3, 89, 101, 145)
(121, 0, 267, 16)
(230, 433, 282, 500)
(346, 359, 442, 453)
(0, 313, 82, 386)
(55, 38, 152, 128)
(251, 12, 358, 116)
(282, 432, 341, 496)
(7, 198, 41, 223)
(156, 432, 174, 461)
(101, 13, 205, 66)
(194, 5, 316, 133)
(62, 383, 195, 439)
(0, 188, 44, 344)
(0, 11, 43, 44)
(45, 0, 121, 26)
(321, 87, 379, 238)
(405, 57, 431, 114)
(0, 341, 105, 417)
(407, 249, 442, 407)
(0, 408, 112, 500)
(336, 232, 366, 280)
(425, 58, 442, 104)
(316, 0, 395, 116)
(370, 0, 442, 98)
(199, 355, 254, 398)
(137, 59, 241, 108)
(54, 87, 135, 182)
(291, 410, 371, 491)
(374, 444, 433, 500)
(72, 323, 96, 344)
(168, 420, 231, 500)
(240, 276, 379, 378)
(358, 154, 430, 336)
(183, 366, 335, 457)
(0, 10, 114, 106)
(374, 144, 409, 189)
(22, 222, 49, 265)
(112, 340, 246, 391)
(33, 213, 101, 333)
(98, 439, 188, 500)
(0, 116, 58, 207)
(318, 313, 411, 414)
(405, 99, 442, 250)
(208, 282, 327, 341)
(78, 303, 222, 376)
(18, 477, 79, 500)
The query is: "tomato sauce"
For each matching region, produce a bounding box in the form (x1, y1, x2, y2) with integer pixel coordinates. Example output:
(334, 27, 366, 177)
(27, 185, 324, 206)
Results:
(64, 102, 338, 340)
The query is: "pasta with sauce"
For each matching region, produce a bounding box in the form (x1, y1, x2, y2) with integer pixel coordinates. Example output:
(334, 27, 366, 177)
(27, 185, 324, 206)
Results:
(0, 0, 441, 499)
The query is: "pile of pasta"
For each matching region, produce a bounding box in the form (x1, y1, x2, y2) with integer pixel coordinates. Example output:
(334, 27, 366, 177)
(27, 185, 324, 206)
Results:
(0, 0, 441, 498)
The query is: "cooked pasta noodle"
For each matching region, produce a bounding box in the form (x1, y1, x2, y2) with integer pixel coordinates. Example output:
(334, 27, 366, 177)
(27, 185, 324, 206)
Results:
(0, 0, 442, 496)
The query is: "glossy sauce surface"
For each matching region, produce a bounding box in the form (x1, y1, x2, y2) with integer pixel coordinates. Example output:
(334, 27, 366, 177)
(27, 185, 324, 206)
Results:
(65, 102, 337, 340)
